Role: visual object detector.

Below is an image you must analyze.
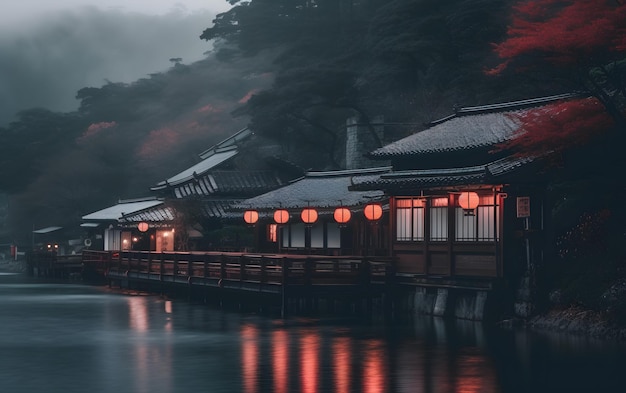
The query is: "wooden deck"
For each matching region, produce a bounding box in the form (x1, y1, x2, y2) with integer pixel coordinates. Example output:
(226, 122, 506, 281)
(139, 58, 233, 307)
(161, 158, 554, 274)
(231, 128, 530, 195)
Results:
(78, 250, 395, 314)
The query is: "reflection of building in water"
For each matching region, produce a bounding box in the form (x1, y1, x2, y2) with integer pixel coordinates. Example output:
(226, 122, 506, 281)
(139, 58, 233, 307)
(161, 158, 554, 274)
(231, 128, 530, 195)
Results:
(238, 322, 499, 393)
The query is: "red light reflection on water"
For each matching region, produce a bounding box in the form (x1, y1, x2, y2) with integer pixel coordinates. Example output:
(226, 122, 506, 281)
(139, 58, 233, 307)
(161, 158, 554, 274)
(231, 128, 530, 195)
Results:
(333, 336, 351, 393)
(128, 297, 148, 332)
(300, 329, 320, 393)
(241, 324, 259, 393)
(455, 353, 494, 393)
(363, 339, 387, 393)
(272, 329, 289, 393)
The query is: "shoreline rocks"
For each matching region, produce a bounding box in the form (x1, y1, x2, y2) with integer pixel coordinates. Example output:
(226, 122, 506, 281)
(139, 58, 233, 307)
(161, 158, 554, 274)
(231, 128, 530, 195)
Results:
(527, 307, 626, 341)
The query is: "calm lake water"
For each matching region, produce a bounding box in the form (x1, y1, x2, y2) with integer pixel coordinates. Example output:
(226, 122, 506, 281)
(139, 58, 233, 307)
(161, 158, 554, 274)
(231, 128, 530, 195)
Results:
(1, 271, 625, 393)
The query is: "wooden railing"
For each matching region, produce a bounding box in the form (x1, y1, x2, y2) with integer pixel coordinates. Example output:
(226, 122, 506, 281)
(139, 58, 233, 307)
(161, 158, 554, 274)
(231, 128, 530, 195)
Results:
(82, 250, 393, 288)
(27, 251, 83, 277)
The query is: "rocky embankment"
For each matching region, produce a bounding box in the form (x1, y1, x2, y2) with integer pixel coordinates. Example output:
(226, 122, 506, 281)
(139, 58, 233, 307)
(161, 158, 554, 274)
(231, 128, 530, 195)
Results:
(528, 307, 626, 341)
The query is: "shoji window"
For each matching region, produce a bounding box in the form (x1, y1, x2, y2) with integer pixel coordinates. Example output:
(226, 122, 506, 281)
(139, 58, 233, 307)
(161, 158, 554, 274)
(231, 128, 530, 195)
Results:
(395, 198, 425, 241)
(455, 194, 499, 241)
(430, 197, 449, 241)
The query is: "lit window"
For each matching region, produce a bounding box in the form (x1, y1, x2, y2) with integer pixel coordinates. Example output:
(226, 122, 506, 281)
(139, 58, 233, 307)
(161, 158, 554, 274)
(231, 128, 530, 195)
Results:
(455, 194, 499, 241)
(396, 198, 425, 241)
(268, 224, 277, 243)
(430, 197, 449, 241)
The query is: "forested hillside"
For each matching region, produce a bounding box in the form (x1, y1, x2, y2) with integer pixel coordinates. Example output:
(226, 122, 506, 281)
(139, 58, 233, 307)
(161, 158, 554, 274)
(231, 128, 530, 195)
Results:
(0, 0, 599, 247)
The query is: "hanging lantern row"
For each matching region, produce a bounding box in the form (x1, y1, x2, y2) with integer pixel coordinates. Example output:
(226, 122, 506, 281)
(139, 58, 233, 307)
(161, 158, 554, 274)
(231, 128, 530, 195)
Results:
(242, 203, 385, 225)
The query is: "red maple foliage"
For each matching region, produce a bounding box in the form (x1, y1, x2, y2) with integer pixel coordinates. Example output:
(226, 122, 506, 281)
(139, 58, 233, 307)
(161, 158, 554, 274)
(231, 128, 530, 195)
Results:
(495, 97, 614, 157)
(487, 0, 626, 74)
(489, 0, 626, 157)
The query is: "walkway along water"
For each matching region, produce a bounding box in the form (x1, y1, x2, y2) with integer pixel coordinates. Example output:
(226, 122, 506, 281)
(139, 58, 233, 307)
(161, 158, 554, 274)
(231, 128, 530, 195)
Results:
(48, 250, 396, 318)
(28, 250, 505, 320)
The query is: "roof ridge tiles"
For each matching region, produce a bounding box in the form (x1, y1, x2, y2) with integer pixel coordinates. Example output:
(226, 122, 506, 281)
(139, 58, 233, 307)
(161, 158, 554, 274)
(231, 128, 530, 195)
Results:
(304, 166, 393, 178)
(429, 92, 584, 126)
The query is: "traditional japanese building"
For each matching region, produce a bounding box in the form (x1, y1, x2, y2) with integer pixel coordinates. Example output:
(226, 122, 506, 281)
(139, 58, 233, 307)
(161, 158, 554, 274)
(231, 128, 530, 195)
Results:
(349, 93, 578, 318)
(82, 128, 303, 252)
(235, 167, 392, 254)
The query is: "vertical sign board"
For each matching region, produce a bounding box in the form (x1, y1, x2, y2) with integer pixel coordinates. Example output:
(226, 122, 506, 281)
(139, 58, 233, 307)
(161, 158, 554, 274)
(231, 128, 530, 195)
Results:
(516, 196, 530, 218)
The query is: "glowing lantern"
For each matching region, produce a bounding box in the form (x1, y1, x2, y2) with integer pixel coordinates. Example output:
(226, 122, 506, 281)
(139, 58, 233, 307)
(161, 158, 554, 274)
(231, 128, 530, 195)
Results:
(364, 203, 383, 221)
(273, 209, 290, 224)
(137, 222, 149, 232)
(301, 208, 318, 224)
(243, 210, 259, 225)
(458, 192, 480, 211)
(333, 207, 352, 224)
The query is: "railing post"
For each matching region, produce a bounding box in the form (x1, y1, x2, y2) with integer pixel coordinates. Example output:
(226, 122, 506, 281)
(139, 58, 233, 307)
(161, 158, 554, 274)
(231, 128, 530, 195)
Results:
(281, 257, 289, 318)
(304, 257, 313, 287)
(159, 253, 164, 281)
(220, 254, 227, 282)
(260, 256, 267, 284)
(239, 255, 246, 282)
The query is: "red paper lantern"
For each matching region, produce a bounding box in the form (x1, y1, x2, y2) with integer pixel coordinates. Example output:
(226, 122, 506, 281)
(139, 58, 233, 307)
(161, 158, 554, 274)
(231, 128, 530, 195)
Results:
(243, 210, 259, 225)
(301, 208, 318, 224)
(364, 203, 383, 221)
(458, 192, 480, 210)
(333, 207, 351, 224)
(137, 222, 149, 232)
(273, 209, 290, 224)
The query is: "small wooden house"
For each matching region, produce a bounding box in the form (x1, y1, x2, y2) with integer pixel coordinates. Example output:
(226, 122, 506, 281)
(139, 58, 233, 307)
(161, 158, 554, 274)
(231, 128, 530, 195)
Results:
(235, 167, 392, 255)
(349, 94, 577, 302)
(82, 128, 302, 251)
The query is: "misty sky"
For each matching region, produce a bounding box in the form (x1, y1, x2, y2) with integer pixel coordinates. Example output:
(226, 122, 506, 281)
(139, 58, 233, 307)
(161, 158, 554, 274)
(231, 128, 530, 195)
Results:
(0, 0, 233, 125)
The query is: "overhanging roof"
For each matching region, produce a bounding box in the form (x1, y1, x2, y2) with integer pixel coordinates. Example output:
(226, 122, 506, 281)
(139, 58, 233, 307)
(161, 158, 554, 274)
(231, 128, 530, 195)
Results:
(82, 198, 164, 221)
(370, 93, 579, 158)
(153, 146, 239, 188)
(238, 167, 391, 210)
(350, 156, 535, 191)
(171, 170, 287, 199)
(33, 226, 63, 234)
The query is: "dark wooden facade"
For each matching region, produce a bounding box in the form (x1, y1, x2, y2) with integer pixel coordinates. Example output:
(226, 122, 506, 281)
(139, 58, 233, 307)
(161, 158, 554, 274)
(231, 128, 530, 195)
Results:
(351, 95, 575, 285)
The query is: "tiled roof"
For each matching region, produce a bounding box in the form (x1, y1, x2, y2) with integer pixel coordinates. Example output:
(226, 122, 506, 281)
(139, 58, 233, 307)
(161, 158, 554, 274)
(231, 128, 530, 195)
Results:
(118, 199, 247, 224)
(237, 167, 392, 210)
(152, 128, 254, 190)
(153, 146, 239, 188)
(198, 128, 252, 159)
(82, 198, 164, 221)
(171, 170, 286, 198)
(370, 93, 579, 158)
(350, 156, 534, 191)
(201, 199, 244, 219)
(120, 205, 175, 223)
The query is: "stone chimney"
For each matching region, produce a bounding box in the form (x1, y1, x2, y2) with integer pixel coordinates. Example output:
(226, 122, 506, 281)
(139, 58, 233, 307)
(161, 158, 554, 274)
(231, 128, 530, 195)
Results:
(345, 115, 385, 170)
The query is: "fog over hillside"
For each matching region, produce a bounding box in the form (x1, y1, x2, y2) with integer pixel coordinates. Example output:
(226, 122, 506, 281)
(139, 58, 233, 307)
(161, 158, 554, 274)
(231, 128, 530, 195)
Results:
(0, 6, 218, 125)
